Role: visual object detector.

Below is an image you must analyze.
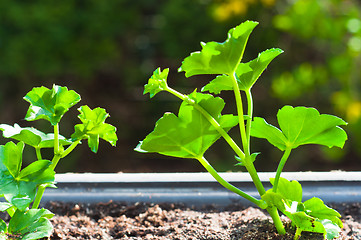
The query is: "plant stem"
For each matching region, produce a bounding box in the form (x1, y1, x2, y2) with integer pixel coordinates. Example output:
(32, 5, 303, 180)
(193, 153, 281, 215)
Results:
(294, 227, 302, 240)
(32, 185, 46, 209)
(245, 89, 253, 152)
(267, 206, 286, 235)
(51, 123, 62, 170)
(54, 124, 60, 154)
(231, 72, 249, 153)
(61, 139, 81, 158)
(50, 155, 61, 170)
(229, 73, 285, 234)
(229, 73, 266, 195)
(166, 87, 246, 160)
(33, 123, 62, 209)
(273, 147, 292, 193)
(35, 147, 42, 161)
(197, 156, 267, 208)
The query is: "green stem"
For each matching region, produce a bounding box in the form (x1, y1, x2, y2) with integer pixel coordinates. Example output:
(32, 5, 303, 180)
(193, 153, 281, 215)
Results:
(229, 74, 285, 234)
(229, 73, 266, 196)
(32, 185, 46, 209)
(54, 124, 60, 154)
(33, 123, 62, 209)
(273, 147, 292, 193)
(267, 206, 286, 235)
(61, 139, 81, 158)
(231, 72, 249, 153)
(50, 155, 61, 170)
(166, 81, 286, 234)
(35, 147, 42, 161)
(294, 227, 302, 240)
(197, 156, 267, 208)
(166, 87, 246, 160)
(245, 89, 253, 153)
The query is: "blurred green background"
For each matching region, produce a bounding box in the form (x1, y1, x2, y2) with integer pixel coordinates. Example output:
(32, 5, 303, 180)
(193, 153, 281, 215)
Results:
(0, 0, 360, 173)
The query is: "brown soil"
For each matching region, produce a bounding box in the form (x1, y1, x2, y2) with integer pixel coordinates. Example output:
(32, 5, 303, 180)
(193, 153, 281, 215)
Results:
(42, 201, 361, 240)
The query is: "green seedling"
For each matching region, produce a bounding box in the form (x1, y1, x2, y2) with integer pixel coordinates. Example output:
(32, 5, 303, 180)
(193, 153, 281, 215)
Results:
(136, 21, 347, 239)
(0, 85, 117, 239)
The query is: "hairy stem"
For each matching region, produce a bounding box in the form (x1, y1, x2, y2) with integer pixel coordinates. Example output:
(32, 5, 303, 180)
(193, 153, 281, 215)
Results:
(273, 147, 292, 192)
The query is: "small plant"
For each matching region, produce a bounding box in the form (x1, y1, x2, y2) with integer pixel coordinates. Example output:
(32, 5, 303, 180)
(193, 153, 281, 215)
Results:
(136, 21, 347, 239)
(0, 85, 117, 239)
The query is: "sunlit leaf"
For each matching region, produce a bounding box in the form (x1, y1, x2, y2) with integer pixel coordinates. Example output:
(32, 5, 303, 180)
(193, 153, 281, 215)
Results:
(202, 48, 283, 94)
(71, 105, 118, 153)
(287, 211, 326, 236)
(136, 92, 238, 159)
(0, 124, 72, 148)
(24, 84, 81, 125)
(270, 177, 302, 202)
(179, 21, 259, 77)
(201, 75, 233, 94)
(8, 208, 54, 240)
(144, 68, 169, 98)
(236, 48, 283, 90)
(303, 197, 343, 228)
(262, 178, 342, 239)
(0, 142, 55, 211)
(251, 106, 347, 150)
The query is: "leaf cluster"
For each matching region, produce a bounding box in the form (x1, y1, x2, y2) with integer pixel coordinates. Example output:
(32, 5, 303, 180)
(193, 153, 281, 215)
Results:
(263, 178, 342, 239)
(0, 85, 117, 239)
(137, 21, 347, 239)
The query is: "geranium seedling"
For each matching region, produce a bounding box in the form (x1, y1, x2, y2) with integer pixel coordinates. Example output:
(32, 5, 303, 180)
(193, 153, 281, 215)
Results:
(136, 21, 347, 239)
(0, 85, 117, 239)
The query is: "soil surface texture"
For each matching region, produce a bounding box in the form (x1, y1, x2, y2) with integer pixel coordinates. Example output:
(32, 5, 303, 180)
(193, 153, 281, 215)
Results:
(41, 201, 361, 239)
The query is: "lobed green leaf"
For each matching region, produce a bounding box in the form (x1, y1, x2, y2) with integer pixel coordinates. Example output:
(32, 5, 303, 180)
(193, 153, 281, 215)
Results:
(251, 106, 348, 151)
(270, 177, 302, 202)
(262, 177, 342, 239)
(0, 142, 55, 211)
(8, 208, 54, 240)
(23, 84, 81, 125)
(0, 142, 24, 179)
(303, 197, 343, 228)
(202, 48, 283, 94)
(179, 21, 259, 77)
(144, 68, 169, 98)
(236, 48, 283, 91)
(0, 124, 72, 148)
(71, 105, 118, 153)
(136, 92, 238, 159)
(0, 202, 12, 212)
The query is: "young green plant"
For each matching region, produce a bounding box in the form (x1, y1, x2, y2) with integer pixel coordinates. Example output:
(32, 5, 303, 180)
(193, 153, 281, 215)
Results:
(136, 21, 347, 239)
(0, 85, 117, 240)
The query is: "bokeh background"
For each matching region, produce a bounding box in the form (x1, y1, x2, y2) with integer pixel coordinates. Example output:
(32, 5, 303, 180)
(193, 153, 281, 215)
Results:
(0, 0, 360, 173)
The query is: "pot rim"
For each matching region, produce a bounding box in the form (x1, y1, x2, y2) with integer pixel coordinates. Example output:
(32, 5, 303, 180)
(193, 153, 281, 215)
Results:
(42, 171, 361, 206)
